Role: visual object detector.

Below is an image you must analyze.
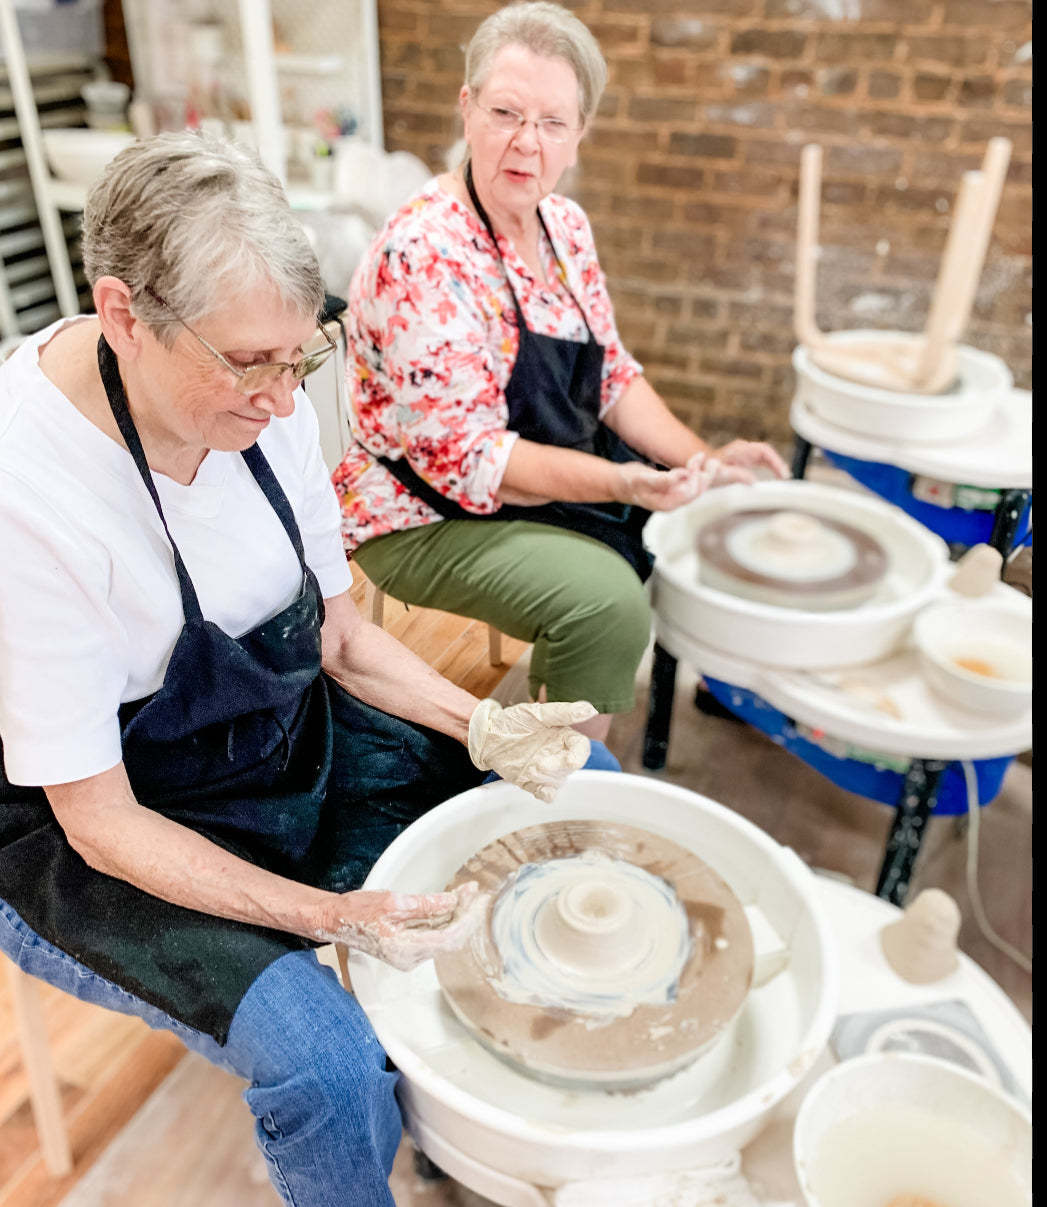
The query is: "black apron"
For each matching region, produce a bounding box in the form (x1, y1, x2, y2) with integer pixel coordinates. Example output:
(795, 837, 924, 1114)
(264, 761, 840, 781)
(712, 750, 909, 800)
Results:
(375, 165, 655, 581)
(0, 337, 481, 1042)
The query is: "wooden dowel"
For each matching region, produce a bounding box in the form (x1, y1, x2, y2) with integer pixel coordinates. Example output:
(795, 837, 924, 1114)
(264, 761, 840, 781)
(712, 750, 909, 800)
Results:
(794, 143, 826, 348)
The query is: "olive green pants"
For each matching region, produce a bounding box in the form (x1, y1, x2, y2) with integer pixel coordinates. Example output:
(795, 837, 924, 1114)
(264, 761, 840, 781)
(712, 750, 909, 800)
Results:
(353, 520, 652, 714)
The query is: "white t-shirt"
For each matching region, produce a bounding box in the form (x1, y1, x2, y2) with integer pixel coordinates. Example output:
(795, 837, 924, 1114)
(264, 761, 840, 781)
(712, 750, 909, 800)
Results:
(0, 319, 353, 788)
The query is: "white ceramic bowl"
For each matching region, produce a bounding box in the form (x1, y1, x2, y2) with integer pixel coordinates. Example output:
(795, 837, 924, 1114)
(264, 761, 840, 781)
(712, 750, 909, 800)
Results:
(913, 597, 1032, 715)
(793, 333, 1013, 444)
(793, 1052, 1032, 1207)
(42, 128, 136, 185)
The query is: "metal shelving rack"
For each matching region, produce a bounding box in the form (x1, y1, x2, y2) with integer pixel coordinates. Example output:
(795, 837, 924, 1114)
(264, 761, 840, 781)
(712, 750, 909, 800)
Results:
(0, 46, 94, 338)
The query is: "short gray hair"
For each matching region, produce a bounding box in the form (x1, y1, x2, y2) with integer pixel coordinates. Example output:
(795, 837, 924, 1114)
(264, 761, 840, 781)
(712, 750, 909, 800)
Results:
(465, 2, 607, 125)
(81, 130, 325, 347)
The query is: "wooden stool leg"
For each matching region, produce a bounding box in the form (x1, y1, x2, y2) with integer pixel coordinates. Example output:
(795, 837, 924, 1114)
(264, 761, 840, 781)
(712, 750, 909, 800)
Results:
(365, 582, 385, 627)
(334, 942, 353, 993)
(4, 962, 73, 1177)
(487, 624, 503, 666)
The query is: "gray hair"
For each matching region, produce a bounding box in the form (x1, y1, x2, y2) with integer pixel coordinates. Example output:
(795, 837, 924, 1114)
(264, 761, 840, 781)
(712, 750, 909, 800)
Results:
(464, 2, 607, 126)
(81, 130, 325, 347)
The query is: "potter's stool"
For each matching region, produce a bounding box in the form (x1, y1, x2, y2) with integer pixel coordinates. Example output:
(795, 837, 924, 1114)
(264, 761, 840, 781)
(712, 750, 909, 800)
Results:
(363, 580, 504, 667)
(790, 388, 1032, 558)
(642, 616, 1032, 907)
(2, 956, 73, 1176)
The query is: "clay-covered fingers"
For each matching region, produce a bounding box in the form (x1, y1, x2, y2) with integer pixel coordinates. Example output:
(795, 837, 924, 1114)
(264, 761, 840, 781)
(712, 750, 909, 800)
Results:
(316, 882, 489, 971)
(714, 439, 790, 479)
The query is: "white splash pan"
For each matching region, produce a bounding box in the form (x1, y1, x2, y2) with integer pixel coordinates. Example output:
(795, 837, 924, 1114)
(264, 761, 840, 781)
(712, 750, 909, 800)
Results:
(646, 480, 951, 670)
(349, 772, 838, 1191)
(793, 333, 1013, 444)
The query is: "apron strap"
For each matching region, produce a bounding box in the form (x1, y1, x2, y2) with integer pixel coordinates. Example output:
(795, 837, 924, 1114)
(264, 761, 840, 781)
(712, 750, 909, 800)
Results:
(464, 163, 594, 339)
(96, 336, 310, 621)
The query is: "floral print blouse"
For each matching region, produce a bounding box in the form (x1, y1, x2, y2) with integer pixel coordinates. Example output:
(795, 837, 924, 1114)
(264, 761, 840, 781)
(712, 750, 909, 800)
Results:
(332, 178, 642, 551)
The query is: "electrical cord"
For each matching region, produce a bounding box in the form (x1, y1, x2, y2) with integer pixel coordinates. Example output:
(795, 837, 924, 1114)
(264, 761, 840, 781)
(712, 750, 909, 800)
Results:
(960, 759, 1032, 974)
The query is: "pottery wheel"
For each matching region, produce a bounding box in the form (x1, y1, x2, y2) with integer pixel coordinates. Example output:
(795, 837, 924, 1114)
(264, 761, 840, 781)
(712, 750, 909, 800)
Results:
(697, 507, 888, 609)
(433, 821, 754, 1089)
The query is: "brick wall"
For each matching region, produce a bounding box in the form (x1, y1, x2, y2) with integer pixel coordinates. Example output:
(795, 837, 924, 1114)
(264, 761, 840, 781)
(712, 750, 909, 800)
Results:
(376, 0, 1031, 450)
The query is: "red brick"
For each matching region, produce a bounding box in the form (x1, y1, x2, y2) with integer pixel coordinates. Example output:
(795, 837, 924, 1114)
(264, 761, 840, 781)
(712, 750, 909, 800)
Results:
(649, 17, 720, 50)
(913, 72, 952, 101)
(943, 0, 1031, 29)
(627, 96, 699, 122)
(868, 71, 902, 99)
(906, 35, 991, 67)
(816, 33, 899, 63)
(668, 132, 738, 158)
(729, 29, 808, 59)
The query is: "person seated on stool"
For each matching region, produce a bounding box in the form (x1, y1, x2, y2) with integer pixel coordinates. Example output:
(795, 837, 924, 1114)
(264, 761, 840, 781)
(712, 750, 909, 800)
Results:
(334, 1, 789, 745)
(0, 131, 600, 1207)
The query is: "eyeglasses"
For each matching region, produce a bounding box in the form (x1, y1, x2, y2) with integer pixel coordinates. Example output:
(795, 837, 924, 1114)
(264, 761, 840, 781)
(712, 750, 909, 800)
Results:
(475, 102, 579, 144)
(143, 285, 337, 395)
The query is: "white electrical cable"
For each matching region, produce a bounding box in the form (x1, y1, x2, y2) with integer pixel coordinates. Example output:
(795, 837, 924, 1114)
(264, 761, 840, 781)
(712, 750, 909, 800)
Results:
(960, 760, 1032, 974)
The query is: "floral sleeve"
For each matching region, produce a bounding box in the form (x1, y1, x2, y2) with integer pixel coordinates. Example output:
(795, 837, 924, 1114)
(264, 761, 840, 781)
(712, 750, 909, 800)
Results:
(345, 201, 520, 515)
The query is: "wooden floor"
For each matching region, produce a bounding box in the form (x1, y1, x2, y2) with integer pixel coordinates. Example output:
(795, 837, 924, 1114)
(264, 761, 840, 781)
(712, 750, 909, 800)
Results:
(0, 566, 1032, 1207)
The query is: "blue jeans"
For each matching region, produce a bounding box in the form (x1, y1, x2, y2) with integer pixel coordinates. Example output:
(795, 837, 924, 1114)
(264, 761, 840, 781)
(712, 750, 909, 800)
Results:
(0, 745, 619, 1205)
(1, 899, 401, 1206)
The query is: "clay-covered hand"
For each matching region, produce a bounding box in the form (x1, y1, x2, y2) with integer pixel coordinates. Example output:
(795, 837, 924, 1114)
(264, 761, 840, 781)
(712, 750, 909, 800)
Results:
(616, 456, 711, 511)
(314, 881, 488, 971)
(707, 439, 790, 485)
(468, 698, 596, 803)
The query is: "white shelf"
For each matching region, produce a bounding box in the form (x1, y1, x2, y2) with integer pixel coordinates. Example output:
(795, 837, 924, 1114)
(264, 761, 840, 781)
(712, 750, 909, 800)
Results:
(275, 52, 344, 75)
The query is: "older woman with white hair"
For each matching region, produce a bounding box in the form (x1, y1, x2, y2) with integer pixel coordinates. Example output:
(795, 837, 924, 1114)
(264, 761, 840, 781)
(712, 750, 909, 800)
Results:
(336, 1, 789, 743)
(0, 130, 597, 1206)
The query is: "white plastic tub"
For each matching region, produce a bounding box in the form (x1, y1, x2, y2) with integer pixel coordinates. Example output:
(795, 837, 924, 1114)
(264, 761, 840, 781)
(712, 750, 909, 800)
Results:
(349, 773, 838, 1196)
(646, 480, 951, 670)
(793, 333, 1012, 444)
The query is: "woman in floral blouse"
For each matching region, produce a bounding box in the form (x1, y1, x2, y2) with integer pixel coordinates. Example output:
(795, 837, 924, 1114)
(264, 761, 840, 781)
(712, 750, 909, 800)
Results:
(334, 1, 788, 741)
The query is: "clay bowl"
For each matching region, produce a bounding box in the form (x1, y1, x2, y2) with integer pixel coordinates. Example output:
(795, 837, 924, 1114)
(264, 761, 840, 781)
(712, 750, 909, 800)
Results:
(696, 507, 888, 612)
(434, 821, 755, 1089)
(793, 1053, 1032, 1207)
(912, 598, 1032, 716)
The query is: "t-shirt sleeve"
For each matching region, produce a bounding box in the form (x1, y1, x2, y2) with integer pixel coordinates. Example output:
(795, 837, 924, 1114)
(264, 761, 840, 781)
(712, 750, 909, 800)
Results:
(0, 478, 126, 786)
(347, 227, 519, 513)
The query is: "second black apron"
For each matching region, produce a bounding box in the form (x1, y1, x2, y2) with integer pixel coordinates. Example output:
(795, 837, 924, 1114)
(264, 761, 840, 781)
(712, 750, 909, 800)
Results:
(376, 165, 655, 581)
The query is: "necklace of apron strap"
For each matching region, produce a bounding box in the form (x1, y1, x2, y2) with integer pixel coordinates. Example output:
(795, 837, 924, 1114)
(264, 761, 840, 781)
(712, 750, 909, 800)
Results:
(463, 162, 593, 334)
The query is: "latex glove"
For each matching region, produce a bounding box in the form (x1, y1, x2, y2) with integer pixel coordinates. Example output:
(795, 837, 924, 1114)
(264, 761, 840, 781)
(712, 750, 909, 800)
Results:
(468, 698, 596, 803)
(314, 881, 488, 971)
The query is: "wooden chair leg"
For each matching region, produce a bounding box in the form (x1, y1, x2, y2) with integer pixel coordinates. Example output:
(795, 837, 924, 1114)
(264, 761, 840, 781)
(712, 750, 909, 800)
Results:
(334, 943, 352, 993)
(4, 960, 73, 1177)
(365, 582, 385, 627)
(365, 575, 502, 668)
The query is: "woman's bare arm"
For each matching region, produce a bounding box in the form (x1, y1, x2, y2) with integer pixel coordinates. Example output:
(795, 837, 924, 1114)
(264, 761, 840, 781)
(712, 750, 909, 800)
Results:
(45, 762, 480, 966)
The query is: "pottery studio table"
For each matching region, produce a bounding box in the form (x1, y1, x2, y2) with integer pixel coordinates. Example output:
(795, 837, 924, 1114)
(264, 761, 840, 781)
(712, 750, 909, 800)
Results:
(789, 387, 1032, 557)
(641, 593, 1032, 906)
(739, 873, 1032, 1204)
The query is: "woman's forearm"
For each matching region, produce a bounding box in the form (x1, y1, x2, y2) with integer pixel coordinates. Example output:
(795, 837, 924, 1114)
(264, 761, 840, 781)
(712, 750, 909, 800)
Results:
(601, 375, 711, 467)
(320, 590, 475, 744)
(45, 765, 332, 940)
(498, 439, 628, 503)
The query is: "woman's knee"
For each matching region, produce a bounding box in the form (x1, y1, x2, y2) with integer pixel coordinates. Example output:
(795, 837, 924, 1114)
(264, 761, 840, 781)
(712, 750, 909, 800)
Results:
(230, 953, 397, 1121)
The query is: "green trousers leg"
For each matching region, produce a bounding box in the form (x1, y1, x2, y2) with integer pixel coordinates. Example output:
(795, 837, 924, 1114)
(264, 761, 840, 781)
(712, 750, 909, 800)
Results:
(353, 520, 652, 715)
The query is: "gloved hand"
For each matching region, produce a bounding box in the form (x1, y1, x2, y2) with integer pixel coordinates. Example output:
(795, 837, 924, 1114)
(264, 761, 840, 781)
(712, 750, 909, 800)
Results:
(468, 698, 597, 803)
